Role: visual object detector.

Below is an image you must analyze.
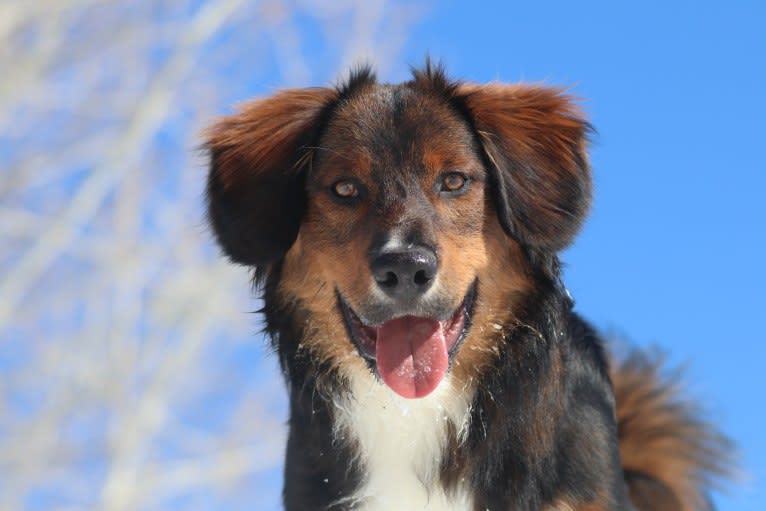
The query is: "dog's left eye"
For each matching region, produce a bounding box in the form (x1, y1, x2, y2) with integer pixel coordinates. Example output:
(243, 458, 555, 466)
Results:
(440, 172, 468, 192)
(332, 179, 359, 198)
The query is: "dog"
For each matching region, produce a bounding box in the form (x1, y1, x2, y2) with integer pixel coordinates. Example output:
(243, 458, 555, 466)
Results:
(205, 62, 730, 510)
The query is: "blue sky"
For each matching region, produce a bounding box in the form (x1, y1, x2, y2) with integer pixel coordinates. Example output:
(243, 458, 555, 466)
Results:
(374, 1, 764, 508)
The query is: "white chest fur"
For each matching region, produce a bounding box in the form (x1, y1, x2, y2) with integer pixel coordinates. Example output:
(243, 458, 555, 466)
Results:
(332, 373, 475, 511)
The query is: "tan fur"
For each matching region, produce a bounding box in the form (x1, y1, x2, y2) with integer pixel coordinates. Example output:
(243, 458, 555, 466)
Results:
(278, 233, 368, 382)
(612, 352, 733, 511)
(449, 210, 532, 385)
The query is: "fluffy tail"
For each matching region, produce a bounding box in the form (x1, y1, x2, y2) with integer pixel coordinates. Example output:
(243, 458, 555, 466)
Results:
(612, 352, 733, 511)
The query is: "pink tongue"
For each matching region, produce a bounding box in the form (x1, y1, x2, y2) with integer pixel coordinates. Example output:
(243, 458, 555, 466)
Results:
(375, 316, 448, 399)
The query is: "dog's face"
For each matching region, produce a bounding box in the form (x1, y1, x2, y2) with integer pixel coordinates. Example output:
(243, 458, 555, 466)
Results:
(293, 86, 492, 398)
(207, 65, 591, 398)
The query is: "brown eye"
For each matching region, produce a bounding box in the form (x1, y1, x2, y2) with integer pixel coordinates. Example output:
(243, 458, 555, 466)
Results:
(441, 172, 467, 192)
(332, 180, 358, 198)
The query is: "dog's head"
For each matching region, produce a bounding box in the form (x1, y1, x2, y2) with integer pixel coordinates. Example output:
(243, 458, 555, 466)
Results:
(207, 64, 591, 398)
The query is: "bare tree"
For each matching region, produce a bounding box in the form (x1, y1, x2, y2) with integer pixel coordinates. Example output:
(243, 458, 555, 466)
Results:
(0, 1, 420, 509)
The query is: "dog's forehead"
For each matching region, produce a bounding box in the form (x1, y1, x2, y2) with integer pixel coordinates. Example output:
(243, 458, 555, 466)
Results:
(335, 83, 455, 128)
(318, 83, 478, 173)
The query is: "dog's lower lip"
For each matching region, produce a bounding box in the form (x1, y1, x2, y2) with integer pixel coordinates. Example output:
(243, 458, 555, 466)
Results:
(344, 307, 378, 359)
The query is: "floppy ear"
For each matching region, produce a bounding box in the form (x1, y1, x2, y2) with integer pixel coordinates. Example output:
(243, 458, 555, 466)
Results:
(457, 84, 592, 252)
(206, 87, 338, 266)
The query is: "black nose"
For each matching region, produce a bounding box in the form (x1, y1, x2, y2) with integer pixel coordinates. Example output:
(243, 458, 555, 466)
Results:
(371, 248, 438, 300)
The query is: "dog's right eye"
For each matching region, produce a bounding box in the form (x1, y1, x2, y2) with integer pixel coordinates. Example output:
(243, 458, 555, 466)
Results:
(441, 172, 466, 191)
(332, 179, 359, 199)
(438, 171, 471, 195)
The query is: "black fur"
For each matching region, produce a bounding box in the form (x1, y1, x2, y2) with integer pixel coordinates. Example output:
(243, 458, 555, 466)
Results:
(207, 154, 307, 265)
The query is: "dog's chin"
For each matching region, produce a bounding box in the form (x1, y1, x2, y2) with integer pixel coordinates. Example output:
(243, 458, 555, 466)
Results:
(338, 282, 476, 399)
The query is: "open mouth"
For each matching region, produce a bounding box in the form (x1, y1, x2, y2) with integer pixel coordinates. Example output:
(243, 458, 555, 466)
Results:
(338, 282, 476, 399)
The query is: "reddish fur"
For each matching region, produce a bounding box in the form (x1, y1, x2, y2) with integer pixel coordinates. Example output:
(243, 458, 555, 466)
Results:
(456, 83, 592, 251)
(208, 88, 337, 189)
(612, 353, 733, 511)
(205, 87, 340, 266)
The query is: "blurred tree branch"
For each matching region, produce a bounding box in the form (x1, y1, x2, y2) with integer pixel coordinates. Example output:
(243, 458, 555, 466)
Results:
(0, 1, 419, 509)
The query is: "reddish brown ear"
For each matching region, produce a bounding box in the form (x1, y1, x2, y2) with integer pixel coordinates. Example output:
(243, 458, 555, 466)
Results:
(206, 87, 338, 266)
(456, 84, 592, 252)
